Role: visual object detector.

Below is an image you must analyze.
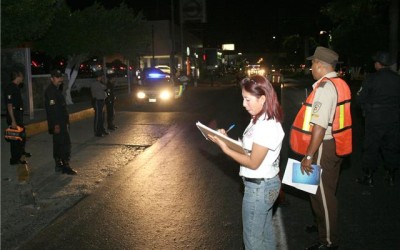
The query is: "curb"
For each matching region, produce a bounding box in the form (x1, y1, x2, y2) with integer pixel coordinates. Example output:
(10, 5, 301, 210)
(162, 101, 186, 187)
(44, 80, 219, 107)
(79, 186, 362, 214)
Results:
(25, 108, 94, 137)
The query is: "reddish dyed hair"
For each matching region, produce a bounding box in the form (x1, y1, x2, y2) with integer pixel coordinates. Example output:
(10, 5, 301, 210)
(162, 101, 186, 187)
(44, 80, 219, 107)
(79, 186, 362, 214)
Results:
(240, 75, 284, 124)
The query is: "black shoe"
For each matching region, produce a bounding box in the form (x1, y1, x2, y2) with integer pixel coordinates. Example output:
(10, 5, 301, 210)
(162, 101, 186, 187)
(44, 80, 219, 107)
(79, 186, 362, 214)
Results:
(23, 152, 32, 157)
(62, 166, 78, 175)
(306, 242, 338, 250)
(10, 159, 28, 165)
(305, 224, 318, 233)
(356, 175, 374, 187)
(55, 159, 63, 172)
(95, 133, 104, 137)
(102, 131, 110, 135)
(385, 170, 395, 187)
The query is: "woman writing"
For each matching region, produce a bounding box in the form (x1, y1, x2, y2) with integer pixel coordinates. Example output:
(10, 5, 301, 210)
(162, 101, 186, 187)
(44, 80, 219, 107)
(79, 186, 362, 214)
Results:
(209, 75, 284, 250)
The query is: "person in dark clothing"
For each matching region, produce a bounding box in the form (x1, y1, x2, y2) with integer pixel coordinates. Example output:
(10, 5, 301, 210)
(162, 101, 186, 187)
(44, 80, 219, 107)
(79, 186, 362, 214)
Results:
(356, 51, 400, 187)
(44, 70, 77, 175)
(91, 71, 109, 137)
(5, 70, 31, 165)
(105, 74, 118, 130)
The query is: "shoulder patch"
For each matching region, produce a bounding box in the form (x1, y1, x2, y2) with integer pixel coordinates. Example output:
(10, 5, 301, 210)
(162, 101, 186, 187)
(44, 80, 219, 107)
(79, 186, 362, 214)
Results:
(49, 100, 55, 105)
(7, 95, 12, 100)
(319, 81, 327, 88)
(313, 101, 322, 113)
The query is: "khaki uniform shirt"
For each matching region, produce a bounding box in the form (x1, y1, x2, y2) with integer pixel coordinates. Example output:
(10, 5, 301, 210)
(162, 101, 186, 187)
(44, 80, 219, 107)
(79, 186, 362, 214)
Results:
(310, 72, 338, 140)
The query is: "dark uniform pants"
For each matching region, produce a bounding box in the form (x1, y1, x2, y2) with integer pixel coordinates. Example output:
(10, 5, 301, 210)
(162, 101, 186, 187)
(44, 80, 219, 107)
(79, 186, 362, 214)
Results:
(106, 101, 115, 128)
(94, 99, 105, 135)
(311, 139, 343, 246)
(10, 139, 25, 161)
(362, 118, 400, 173)
(53, 129, 71, 161)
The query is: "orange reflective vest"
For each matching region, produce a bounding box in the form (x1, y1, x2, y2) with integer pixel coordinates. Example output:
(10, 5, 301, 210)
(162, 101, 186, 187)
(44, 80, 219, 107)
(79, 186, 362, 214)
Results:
(290, 77, 352, 156)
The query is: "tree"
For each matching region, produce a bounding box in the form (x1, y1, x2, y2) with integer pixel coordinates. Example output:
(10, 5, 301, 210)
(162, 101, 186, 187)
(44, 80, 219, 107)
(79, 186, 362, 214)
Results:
(34, 1, 151, 104)
(322, 0, 397, 71)
(1, 0, 57, 48)
(282, 34, 318, 67)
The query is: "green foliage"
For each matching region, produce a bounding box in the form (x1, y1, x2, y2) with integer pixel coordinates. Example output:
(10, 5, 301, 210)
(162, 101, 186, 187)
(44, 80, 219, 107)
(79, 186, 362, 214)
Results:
(34, 2, 151, 60)
(1, 0, 58, 48)
(322, 0, 391, 65)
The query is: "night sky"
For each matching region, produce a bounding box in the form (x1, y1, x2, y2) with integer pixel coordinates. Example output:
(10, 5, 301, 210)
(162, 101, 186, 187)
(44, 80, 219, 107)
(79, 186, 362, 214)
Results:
(65, 0, 332, 53)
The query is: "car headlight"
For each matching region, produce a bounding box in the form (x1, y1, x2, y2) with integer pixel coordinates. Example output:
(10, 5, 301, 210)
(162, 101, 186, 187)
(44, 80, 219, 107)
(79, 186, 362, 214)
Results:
(137, 91, 146, 99)
(159, 90, 172, 100)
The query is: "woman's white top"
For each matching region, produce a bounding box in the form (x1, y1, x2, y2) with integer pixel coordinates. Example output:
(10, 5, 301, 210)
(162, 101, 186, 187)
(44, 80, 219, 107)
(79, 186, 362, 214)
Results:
(239, 115, 285, 179)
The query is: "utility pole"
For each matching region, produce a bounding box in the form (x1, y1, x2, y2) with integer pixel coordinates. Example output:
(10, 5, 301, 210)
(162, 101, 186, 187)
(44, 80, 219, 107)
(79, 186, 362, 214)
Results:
(170, 0, 176, 76)
(179, 0, 185, 74)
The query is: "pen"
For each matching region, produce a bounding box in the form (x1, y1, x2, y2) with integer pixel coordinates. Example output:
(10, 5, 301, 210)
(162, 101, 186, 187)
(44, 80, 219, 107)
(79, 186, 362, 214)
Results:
(226, 124, 236, 133)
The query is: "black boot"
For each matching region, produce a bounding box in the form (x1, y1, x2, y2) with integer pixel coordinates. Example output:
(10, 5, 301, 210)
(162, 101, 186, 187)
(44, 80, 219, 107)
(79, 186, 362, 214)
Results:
(385, 170, 395, 187)
(356, 171, 374, 187)
(55, 158, 63, 173)
(61, 160, 77, 175)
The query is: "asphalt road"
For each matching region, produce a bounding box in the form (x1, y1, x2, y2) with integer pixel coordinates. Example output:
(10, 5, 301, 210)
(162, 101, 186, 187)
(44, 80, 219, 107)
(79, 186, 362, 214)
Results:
(2, 78, 399, 250)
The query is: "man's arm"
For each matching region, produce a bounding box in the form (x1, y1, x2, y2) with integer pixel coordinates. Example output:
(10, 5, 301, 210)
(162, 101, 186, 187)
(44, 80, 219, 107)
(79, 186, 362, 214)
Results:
(7, 104, 17, 128)
(301, 124, 326, 174)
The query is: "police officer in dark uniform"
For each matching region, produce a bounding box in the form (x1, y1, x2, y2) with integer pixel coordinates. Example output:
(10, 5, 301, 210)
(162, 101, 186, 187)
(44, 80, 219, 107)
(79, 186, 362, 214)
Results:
(44, 70, 77, 175)
(105, 74, 118, 130)
(356, 51, 400, 187)
(5, 70, 31, 165)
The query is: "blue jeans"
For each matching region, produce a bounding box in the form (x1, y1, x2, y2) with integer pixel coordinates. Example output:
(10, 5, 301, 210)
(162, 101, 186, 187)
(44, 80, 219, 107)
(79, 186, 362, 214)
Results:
(242, 175, 281, 250)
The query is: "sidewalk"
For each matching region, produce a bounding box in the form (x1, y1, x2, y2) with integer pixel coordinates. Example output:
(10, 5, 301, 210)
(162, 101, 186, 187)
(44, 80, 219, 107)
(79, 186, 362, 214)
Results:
(1, 79, 234, 249)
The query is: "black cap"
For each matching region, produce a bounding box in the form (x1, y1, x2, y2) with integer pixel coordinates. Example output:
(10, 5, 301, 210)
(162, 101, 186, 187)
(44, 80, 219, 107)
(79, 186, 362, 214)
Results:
(372, 51, 394, 66)
(50, 69, 64, 78)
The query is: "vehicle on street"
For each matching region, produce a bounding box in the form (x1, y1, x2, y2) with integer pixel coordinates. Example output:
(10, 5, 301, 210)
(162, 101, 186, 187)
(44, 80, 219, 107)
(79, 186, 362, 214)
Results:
(155, 65, 171, 74)
(246, 64, 266, 76)
(134, 67, 182, 104)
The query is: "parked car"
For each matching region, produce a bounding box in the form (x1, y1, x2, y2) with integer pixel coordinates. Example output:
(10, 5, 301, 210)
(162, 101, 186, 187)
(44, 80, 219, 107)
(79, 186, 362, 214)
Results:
(134, 67, 180, 104)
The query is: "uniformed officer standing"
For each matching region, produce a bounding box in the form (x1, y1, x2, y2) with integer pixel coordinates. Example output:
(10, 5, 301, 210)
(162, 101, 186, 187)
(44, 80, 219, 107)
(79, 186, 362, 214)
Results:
(91, 71, 109, 137)
(356, 51, 400, 187)
(290, 46, 352, 250)
(4, 70, 31, 165)
(105, 74, 118, 130)
(44, 70, 77, 175)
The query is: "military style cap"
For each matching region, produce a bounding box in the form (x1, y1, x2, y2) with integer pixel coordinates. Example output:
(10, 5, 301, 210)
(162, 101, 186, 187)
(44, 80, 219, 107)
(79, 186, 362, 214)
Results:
(307, 46, 339, 65)
(50, 69, 64, 78)
(372, 51, 394, 66)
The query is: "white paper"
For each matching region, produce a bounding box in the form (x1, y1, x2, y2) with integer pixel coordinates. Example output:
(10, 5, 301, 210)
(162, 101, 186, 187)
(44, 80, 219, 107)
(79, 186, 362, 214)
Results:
(282, 158, 320, 194)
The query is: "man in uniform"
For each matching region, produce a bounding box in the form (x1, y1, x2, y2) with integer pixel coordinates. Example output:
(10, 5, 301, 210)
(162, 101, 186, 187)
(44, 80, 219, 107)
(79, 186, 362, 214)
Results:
(356, 51, 400, 187)
(5, 69, 31, 165)
(44, 70, 77, 175)
(91, 71, 109, 137)
(290, 46, 352, 250)
(105, 74, 117, 131)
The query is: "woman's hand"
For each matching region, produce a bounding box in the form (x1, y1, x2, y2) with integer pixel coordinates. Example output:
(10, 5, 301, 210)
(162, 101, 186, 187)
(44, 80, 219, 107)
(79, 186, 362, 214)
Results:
(217, 128, 227, 136)
(208, 134, 229, 152)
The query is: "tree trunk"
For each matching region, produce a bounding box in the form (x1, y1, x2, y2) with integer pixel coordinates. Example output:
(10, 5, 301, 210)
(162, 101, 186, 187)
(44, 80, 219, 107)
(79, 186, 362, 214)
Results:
(389, 0, 398, 72)
(64, 54, 86, 105)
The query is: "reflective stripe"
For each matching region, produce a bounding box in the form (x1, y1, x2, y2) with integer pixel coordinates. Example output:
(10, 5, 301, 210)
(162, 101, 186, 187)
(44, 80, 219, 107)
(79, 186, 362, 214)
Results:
(339, 104, 344, 128)
(302, 106, 312, 131)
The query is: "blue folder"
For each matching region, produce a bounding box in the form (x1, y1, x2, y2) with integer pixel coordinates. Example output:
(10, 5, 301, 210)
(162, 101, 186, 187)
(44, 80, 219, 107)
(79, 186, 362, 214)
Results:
(292, 163, 321, 185)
